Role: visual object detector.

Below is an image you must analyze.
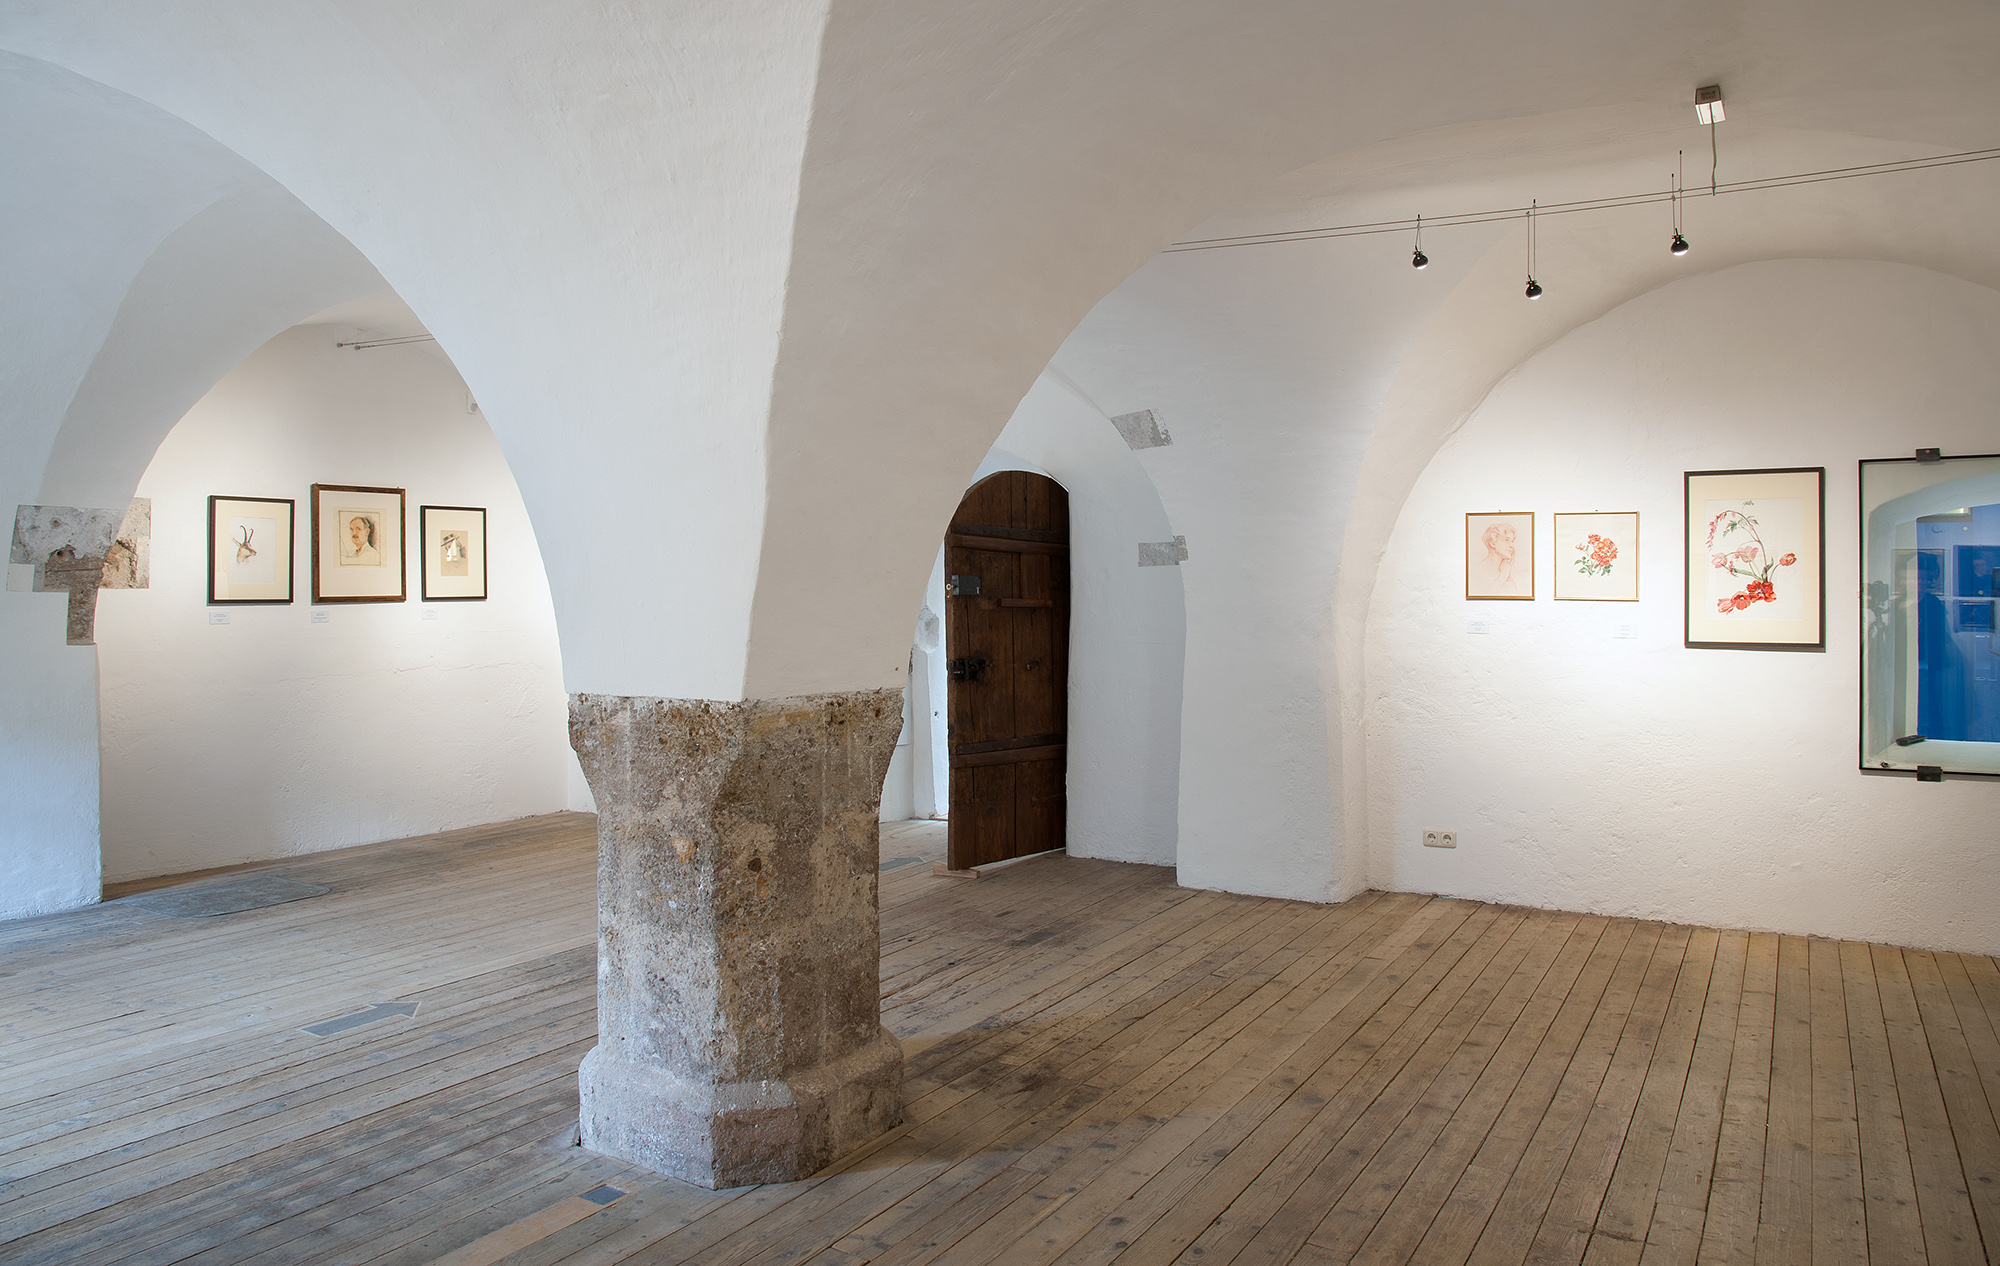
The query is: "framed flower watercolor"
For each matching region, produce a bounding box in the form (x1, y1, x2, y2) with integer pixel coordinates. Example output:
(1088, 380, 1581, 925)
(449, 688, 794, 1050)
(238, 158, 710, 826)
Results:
(1466, 512, 1534, 600)
(1684, 467, 1824, 650)
(1553, 512, 1638, 602)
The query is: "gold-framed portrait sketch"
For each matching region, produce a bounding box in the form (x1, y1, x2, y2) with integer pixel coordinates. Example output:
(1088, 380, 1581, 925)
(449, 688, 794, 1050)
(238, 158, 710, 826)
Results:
(1466, 512, 1535, 600)
(1553, 512, 1639, 602)
(208, 495, 294, 604)
(420, 505, 487, 601)
(311, 483, 406, 603)
(1684, 466, 1825, 650)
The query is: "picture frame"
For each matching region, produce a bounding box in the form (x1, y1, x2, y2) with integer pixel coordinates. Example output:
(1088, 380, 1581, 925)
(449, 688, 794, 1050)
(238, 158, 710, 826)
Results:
(1553, 512, 1639, 602)
(420, 505, 488, 601)
(1684, 466, 1824, 650)
(208, 496, 295, 604)
(1466, 512, 1535, 600)
(311, 483, 406, 603)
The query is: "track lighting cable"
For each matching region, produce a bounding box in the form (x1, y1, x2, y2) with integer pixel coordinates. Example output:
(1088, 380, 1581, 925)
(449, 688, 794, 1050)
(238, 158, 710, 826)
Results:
(1162, 145, 2000, 254)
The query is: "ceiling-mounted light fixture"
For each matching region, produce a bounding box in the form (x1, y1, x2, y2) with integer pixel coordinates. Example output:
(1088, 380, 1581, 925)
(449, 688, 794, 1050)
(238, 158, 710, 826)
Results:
(1693, 84, 1725, 125)
(1670, 151, 1690, 256)
(1524, 200, 1543, 299)
(1411, 214, 1429, 269)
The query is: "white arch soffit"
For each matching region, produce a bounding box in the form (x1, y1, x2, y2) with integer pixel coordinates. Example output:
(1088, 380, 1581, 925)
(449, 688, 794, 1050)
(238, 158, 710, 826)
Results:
(740, 0, 2000, 696)
(2, 2, 832, 702)
(1329, 135, 2000, 896)
(11, 3, 1999, 702)
(39, 188, 386, 507)
(1, 52, 386, 510)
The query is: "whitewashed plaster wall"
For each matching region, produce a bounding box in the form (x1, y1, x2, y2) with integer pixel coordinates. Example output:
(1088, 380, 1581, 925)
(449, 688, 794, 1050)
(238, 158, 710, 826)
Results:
(1366, 259, 2000, 955)
(0, 56, 381, 920)
(94, 326, 572, 882)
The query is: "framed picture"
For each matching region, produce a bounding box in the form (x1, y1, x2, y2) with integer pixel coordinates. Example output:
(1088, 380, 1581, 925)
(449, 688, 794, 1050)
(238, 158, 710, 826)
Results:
(1466, 512, 1534, 600)
(1858, 451, 2000, 778)
(420, 505, 487, 601)
(311, 483, 406, 603)
(1553, 512, 1639, 602)
(1684, 466, 1824, 650)
(208, 496, 294, 604)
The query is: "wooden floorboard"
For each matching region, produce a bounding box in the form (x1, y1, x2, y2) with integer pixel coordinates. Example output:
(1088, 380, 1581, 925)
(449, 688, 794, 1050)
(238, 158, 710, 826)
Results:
(1, 814, 1995, 1264)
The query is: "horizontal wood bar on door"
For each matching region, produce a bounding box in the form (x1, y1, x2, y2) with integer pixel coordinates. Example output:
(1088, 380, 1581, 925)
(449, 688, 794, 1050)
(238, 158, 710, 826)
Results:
(947, 522, 1068, 545)
(950, 744, 1066, 769)
(999, 598, 1053, 608)
(946, 532, 1070, 556)
(955, 733, 1065, 756)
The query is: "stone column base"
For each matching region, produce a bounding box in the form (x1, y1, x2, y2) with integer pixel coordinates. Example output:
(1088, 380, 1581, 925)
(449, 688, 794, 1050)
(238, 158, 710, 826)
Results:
(579, 1025, 902, 1188)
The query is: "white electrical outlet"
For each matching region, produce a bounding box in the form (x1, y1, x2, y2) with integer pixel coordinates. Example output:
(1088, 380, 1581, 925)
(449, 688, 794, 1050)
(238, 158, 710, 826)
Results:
(1423, 830, 1457, 849)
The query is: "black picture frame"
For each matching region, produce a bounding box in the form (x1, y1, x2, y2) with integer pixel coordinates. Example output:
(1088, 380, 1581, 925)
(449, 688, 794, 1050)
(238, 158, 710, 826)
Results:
(206, 495, 295, 605)
(419, 504, 489, 602)
(1683, 466, 1826, 651)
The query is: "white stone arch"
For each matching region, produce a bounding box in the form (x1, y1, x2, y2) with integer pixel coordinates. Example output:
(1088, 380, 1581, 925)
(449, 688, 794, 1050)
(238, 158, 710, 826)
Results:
(1333, 144, 2000, 904)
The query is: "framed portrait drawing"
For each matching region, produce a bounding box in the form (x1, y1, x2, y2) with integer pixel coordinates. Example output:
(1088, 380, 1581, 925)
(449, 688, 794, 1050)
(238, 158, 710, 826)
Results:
(1553, 512, 1639, 602)
(208, 495, 294, 604)
(1466, 512, 1534, 600)
(1684, 467, 1824, 650)
(311, 483, 406, 603)
(420, 505, 487, 601)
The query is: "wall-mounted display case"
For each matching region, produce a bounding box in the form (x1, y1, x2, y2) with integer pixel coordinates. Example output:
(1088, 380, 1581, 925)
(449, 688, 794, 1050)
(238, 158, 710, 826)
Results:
(1860, 452, 2000, 777)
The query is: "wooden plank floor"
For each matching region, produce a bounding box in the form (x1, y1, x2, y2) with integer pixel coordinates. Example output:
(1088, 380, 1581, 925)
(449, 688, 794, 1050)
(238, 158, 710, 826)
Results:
(2, 814, 1996, 1264)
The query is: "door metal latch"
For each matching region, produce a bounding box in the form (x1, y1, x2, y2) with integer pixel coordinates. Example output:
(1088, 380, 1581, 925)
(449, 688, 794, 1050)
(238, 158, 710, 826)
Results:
(946, 651, 990, 684)
(948, 574, 982, 597)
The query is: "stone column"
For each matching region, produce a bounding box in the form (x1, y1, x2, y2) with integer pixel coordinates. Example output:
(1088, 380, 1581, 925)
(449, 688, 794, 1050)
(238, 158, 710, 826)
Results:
(569, 690, 905, 1188)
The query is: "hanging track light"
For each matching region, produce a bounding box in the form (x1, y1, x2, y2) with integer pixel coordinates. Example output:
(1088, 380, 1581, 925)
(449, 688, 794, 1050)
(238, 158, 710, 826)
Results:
(1411, 213, 1429, 269)
(1670, 151, 1690, 255)
(1524, 200, 1543, 299)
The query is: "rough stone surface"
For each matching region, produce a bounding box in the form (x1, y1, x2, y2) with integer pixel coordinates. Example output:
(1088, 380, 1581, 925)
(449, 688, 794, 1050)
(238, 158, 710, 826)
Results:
(569, 689, 906, 1188)
(8, 501, 148, 642)
(42, 547, 106, 646)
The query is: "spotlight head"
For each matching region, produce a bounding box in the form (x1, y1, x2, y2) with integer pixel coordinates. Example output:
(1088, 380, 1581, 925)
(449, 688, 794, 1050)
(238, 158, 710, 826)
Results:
(1411, 248, 1429, 270)
(1524, 278, 1543, 300)
(1670, 232, 1690, 256)
(1693, 84, 1725, 125)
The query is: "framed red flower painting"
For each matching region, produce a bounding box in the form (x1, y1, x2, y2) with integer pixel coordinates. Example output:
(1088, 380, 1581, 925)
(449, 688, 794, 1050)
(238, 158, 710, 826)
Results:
(1553, 512, 1638, 601)
(1683, 467, 1825, 650)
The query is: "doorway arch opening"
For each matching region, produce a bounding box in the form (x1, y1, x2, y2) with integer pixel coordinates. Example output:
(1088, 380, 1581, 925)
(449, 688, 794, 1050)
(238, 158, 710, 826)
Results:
(938, 470, 1072, 871)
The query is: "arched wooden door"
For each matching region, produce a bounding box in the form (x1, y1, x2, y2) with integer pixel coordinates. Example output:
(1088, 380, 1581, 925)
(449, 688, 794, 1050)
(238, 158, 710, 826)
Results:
(943, 471, 1070, 870)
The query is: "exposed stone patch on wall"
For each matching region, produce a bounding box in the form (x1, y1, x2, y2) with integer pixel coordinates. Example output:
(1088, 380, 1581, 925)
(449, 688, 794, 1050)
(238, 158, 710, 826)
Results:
(9, 501, 150, 644)
(569, 688, 905, 1187)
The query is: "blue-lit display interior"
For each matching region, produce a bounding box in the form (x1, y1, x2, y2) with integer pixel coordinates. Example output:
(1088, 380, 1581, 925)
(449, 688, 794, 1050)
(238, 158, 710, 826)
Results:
(1862, 455, 2000, 774)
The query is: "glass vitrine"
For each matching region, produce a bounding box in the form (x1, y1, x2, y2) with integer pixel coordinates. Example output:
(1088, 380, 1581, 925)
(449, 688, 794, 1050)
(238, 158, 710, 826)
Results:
(1861, 452, 2000, 776)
